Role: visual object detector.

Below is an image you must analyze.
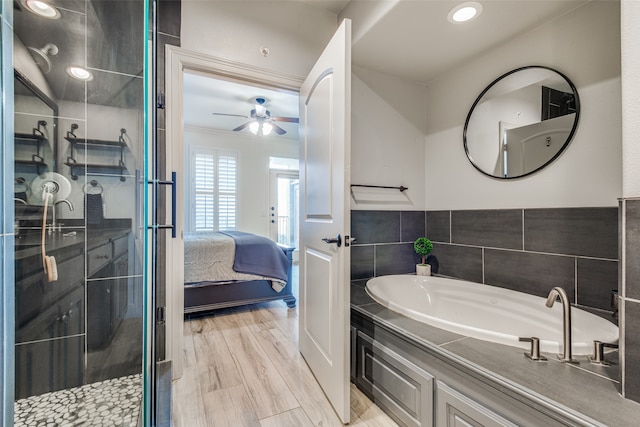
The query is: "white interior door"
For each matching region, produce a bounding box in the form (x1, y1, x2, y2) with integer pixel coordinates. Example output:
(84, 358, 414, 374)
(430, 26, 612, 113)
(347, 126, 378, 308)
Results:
(298, 19, 351, 423)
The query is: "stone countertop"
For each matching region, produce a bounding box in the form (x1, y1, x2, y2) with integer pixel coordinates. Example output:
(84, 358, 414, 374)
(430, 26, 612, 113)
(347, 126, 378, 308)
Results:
(14, 227, 130, 261)
(350, 282, 640, 426)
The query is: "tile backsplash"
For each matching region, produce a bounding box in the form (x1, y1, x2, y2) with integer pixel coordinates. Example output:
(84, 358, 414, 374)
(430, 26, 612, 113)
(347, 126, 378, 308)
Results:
(351, 207, 619, 313)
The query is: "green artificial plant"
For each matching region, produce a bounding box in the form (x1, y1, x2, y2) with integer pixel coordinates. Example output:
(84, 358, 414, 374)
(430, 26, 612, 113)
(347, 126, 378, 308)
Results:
(414, 237, 433, 265)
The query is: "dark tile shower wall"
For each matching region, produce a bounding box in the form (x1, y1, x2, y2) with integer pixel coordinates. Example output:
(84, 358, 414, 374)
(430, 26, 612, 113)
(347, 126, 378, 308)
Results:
(351, 208, 619, 313)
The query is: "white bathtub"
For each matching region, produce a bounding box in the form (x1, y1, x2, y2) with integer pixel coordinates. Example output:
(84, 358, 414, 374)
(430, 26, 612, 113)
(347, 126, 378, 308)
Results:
(365, 275, 618, 355)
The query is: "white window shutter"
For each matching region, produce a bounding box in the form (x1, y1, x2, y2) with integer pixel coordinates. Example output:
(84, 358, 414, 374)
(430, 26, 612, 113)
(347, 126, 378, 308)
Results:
(192, 149, 237, 232)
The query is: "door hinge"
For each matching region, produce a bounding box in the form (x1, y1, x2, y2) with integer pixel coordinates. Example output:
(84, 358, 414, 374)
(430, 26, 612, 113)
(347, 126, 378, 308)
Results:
(156, 306, 166, 324)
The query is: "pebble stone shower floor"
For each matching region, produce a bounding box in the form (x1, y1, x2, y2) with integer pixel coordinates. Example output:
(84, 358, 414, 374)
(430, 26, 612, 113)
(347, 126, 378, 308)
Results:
(13, 374, 142, 427)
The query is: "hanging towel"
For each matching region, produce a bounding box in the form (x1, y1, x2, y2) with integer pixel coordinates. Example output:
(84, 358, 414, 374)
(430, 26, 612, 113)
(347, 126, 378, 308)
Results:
(85, 193, 104, 225)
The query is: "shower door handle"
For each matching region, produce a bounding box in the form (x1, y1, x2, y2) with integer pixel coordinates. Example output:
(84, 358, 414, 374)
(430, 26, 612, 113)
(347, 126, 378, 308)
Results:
(149, 171, 177, 238)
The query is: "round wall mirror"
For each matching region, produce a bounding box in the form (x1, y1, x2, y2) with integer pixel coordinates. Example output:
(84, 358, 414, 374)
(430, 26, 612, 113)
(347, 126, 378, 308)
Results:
(463, 66, 580, 179)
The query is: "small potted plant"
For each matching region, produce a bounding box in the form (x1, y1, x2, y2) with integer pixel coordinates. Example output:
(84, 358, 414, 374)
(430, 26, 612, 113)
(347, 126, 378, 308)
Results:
(414, 237, 433, 276)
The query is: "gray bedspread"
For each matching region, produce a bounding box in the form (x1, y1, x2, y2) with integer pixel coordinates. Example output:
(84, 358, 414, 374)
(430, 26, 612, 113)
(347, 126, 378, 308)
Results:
(220, 231, 290, 282)
(184, 231, 290, 292)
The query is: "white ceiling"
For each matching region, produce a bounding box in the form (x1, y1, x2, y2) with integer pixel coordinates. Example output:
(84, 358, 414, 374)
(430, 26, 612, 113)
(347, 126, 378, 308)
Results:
(183, 71, 300, 140)
(347, 0, 588, 84)
(183, 0, 590, 135)
(299, 0, 350, 15)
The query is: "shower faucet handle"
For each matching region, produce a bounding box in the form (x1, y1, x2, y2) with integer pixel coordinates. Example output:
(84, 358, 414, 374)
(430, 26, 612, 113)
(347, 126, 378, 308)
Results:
(519, 337, 547, 361)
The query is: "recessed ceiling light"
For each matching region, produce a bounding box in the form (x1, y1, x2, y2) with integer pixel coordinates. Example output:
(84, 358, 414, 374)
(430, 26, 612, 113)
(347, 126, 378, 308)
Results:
(448, 2, 483, 23)
(66, 66, 94, 81)
(23, 0, 61, 19)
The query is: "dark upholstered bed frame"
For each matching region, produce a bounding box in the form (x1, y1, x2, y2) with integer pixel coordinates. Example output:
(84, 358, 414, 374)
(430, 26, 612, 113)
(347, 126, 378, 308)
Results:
(184, 245, 296, 315)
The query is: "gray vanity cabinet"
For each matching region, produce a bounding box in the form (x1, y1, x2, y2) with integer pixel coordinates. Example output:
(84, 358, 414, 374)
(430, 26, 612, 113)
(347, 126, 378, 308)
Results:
(354, 330, 434, 427)
(436, 382, 517, 427)
(14, 247, 85, 399)
(87, 234, 130, 351)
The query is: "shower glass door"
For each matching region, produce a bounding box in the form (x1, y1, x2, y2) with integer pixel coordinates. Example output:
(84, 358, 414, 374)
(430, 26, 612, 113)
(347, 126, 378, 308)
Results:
(4, 0, 153, 425)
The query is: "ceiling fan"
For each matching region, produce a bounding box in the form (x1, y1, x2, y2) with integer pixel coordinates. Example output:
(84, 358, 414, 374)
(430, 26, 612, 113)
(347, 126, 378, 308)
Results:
(213, 97, 299, 136)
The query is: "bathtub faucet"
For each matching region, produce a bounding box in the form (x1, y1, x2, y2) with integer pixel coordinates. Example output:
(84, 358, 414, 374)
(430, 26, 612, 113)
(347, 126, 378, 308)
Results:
(545, 287, 578, 363)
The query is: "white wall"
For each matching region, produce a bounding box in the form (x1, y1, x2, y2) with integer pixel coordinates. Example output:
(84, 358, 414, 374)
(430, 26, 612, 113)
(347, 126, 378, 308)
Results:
(351, 67, 427, 210)
(622, 0, 640, 198)
(55, 100, 142, 221)
(425, 1, 621, 210)
(184, 126, 298, 237)
(181, 1, 338, 78)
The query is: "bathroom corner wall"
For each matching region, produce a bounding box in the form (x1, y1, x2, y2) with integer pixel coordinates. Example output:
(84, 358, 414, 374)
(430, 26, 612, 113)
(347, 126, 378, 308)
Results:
(351, 207, 619, 314)
(350, 68, 427, 211)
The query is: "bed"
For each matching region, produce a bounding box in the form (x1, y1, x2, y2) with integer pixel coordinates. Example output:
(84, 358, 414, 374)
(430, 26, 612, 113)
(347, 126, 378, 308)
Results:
(183, 231, 296, 315)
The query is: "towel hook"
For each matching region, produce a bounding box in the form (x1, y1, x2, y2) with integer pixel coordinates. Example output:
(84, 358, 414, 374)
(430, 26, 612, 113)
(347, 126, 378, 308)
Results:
(82, 179, 104, 195)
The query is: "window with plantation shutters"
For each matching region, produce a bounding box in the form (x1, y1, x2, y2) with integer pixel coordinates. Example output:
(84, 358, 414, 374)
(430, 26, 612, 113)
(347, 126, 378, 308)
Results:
(191, 148, 237, 231)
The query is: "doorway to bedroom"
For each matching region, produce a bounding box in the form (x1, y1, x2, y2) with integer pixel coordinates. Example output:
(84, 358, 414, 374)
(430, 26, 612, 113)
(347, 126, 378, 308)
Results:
(181, 70, 301, 295)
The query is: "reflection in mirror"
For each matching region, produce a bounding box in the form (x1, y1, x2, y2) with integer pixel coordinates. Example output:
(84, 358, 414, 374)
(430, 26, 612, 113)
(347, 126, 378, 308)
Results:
(464, 66, 580, 179)
(14, 71, 58, 197)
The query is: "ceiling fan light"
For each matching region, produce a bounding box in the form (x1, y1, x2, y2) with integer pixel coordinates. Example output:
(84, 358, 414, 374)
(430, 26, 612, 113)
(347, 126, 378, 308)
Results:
(262, 122, 273, 136)
(249, 121, 260, 135)
(255, 104, 267, 117)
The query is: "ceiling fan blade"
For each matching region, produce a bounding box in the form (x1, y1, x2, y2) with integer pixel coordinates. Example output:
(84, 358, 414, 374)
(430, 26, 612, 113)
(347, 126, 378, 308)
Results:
(213, 113, 249, 118)
(233, 121, 253, 132)
(271, 122, 287, 135)
(271, 116, 299, 123)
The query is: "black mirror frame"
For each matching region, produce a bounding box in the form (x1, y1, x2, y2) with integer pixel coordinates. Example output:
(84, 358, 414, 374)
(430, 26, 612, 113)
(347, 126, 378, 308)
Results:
(463, 65, 580, 179)
(14, 69, 59, 173)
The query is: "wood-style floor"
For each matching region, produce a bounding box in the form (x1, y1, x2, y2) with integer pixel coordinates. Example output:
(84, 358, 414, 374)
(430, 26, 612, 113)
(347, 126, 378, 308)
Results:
(172, 300, 399, 426)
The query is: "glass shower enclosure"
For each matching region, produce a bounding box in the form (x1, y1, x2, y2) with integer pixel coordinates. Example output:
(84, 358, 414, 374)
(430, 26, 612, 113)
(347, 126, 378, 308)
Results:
(2, 0, 153, 425)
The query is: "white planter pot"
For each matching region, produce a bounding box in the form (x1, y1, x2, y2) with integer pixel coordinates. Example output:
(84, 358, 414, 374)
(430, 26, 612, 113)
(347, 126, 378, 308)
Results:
(416, 264, 431, 276)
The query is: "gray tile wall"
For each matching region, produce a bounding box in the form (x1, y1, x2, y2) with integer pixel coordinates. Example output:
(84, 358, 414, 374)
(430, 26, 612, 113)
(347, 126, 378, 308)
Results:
(351, 207, 619, 314)
(351, 211, 425, 278)
(622, 199, 640, 402)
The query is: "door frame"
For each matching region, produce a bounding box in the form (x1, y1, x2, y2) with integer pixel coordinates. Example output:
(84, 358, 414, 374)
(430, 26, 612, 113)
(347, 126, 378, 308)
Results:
(165, 46, 304, 378)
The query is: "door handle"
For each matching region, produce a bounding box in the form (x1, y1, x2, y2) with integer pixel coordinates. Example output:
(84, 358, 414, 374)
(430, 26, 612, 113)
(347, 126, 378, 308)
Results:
(322, 234, 342, 247)
(148, 171, 177, 238)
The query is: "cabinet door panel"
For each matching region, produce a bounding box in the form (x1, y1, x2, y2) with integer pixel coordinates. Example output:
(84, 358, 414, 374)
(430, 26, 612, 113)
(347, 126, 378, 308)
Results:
(87, 244, 112, 276)
(436, 382, 517, 427)
(356, 331, 434, 427)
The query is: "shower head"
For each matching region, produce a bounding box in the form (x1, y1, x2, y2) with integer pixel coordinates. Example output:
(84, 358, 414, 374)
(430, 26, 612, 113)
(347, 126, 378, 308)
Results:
(27, 43, 59, 73)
